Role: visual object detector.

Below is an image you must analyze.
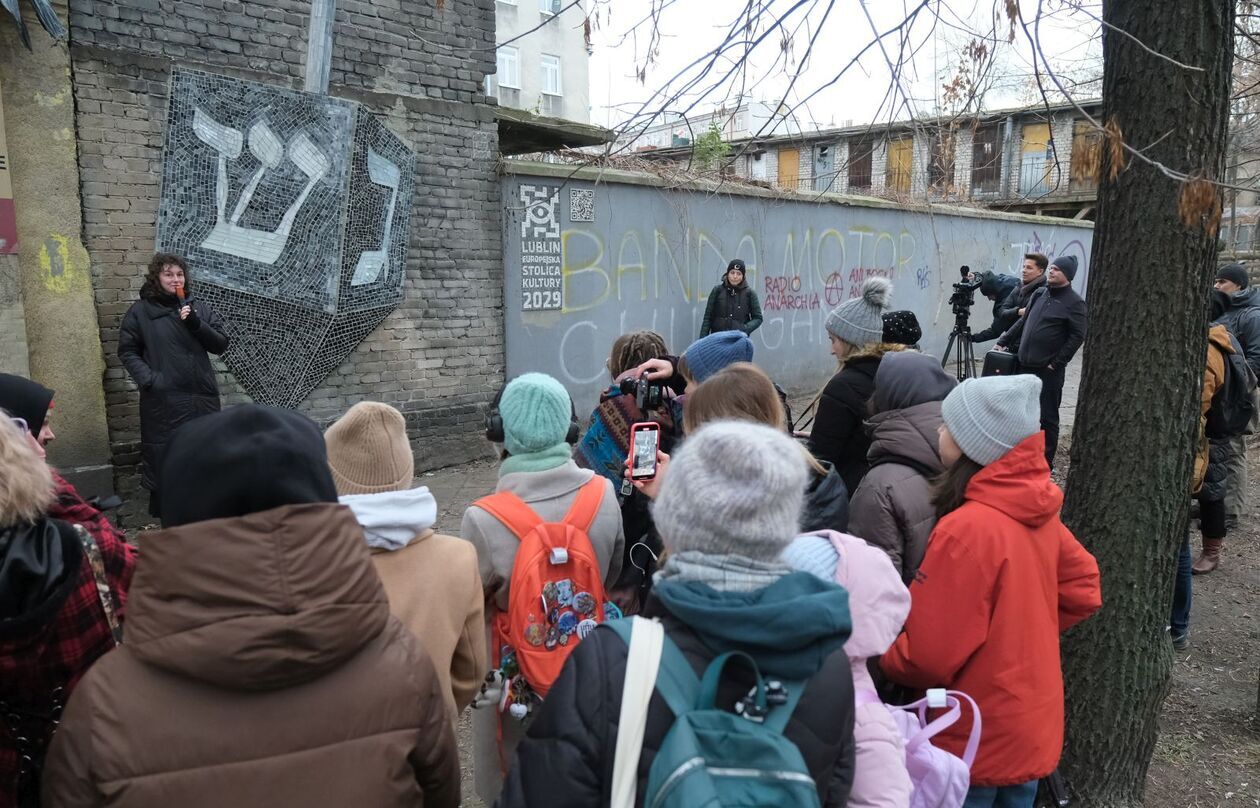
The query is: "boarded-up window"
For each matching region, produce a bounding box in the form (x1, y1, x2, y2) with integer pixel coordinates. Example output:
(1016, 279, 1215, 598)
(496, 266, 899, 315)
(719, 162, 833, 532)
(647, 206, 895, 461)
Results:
(886, 137, 912, 193)
(848, 137, 875, 190)
(1070, 120, 1102, 192)
(971, 126, 1002, 194)
(777, 148, 801, 189)
(928, 130, 955, 192)
(1019, 122, 1052, 195)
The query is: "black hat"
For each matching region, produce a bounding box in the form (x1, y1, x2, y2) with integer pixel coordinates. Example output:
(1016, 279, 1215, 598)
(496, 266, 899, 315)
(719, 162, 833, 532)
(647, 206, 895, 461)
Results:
(160, 404, 338, 528)
(1051, 255, 1079, 282)
(0, 373, 54, 435)
(1216, 263, 1249, 289)
(726, 259, 746, 273)
(882, 310, 922, 346)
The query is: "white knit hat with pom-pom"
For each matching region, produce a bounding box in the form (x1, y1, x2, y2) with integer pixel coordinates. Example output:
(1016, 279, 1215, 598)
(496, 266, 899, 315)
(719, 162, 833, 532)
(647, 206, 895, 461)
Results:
(825, 277, 893, 347)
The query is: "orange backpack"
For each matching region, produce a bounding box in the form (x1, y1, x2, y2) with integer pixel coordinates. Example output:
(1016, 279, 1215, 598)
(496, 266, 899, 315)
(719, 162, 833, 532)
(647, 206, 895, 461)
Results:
(475, 478, 609, 700)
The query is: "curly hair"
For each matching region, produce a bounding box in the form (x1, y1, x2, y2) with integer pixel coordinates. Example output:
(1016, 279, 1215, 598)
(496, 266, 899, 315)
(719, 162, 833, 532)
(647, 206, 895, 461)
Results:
(140, 252, 192, 301)
(0, 414, 54, 528)
(608, 331, 669, 379)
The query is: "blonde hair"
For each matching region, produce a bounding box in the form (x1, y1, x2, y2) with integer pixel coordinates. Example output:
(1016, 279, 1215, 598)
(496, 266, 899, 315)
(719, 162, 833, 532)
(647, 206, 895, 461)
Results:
(684, 363, 827, 475)
(0, 415, 55, 528)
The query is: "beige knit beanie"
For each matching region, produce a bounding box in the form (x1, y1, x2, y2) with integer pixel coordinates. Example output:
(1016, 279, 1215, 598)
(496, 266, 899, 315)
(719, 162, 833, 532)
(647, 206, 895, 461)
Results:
(324, 401, 415, 495)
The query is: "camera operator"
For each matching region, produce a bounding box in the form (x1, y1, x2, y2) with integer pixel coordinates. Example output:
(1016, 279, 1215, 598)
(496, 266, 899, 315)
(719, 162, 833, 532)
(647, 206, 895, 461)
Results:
(995, 255, 1087, 468)
(573, 331, 682, 612)
(970, 270, 1022, 343)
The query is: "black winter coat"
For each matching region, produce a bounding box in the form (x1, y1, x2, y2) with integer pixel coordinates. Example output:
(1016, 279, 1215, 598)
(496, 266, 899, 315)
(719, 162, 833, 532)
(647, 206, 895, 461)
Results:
(700, 281, 763, 336)
(801, 461, 849, 533)
(999, 284, 1087, 370)
(972, 273, 1021, 342)
(807, 344, 903, 494)
(118, 296, 229, 491)
(1216, 287, 1260, 377)
(496, 596, 856, 808)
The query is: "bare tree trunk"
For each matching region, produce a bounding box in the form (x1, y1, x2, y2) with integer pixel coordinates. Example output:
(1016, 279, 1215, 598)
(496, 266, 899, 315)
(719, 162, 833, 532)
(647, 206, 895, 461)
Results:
(1060, 1, 1234, 805)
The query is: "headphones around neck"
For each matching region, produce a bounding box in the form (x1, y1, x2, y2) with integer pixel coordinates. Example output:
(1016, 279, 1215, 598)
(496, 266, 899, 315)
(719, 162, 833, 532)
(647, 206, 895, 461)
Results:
(484, 379, 581, 445)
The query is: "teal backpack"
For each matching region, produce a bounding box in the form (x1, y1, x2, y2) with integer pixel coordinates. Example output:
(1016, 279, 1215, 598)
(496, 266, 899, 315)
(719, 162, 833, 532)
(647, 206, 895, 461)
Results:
(606, 618, 821, 808)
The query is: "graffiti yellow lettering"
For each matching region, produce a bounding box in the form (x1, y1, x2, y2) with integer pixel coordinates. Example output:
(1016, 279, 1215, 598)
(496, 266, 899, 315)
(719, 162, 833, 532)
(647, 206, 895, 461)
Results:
(38, 233, 82, 294)
(615, 231, 647, 302)
(654, 229, 690, 302)
(561, 229, 609, 313)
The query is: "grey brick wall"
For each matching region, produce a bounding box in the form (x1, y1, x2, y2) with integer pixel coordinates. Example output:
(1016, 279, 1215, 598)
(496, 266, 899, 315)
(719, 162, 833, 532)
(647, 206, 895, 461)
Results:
(68, 1, 502, 522)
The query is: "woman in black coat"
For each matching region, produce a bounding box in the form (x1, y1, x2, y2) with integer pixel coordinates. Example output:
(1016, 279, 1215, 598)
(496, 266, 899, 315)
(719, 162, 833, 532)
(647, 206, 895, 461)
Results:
(699, 258, 763, 337)
(118, 253, 229, 517)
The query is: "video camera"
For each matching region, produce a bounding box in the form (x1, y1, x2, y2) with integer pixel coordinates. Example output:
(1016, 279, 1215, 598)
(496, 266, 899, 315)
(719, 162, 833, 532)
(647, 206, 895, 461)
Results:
(949, 265, 982, 321)
(620, 372, 664, 411)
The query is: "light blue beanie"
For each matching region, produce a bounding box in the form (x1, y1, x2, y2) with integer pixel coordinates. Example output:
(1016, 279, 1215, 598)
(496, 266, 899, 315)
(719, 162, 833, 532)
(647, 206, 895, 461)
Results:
(683, 331, 754, 383)
(940, 374, 1042, 466)
(499, 373, 573, 456)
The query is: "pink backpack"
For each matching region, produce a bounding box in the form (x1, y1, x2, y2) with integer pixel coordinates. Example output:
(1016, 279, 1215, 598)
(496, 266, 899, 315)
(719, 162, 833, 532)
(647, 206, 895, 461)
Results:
(858, 688, 981, 808)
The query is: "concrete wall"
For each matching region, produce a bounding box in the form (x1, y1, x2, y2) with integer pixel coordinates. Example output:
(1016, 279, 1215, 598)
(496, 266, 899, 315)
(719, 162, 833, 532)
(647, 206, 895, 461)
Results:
(502, 162, 1093, 414)
(66, 0, 503, 519)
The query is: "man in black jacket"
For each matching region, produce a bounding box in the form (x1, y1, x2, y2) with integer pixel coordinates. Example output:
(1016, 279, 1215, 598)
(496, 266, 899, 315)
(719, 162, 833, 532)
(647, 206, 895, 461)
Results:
(971, 271, 1022, 343)
(1212, 263, 1260, 526)
(996, 254, 1087, 467)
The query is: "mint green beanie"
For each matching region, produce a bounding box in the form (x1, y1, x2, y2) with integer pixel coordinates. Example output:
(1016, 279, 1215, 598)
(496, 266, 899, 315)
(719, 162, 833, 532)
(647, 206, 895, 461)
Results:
(500, 373, 573, 457)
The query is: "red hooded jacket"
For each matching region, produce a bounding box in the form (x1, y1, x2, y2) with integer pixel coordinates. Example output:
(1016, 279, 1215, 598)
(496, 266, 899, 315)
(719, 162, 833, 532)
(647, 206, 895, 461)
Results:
(880, 433, 1101, 787)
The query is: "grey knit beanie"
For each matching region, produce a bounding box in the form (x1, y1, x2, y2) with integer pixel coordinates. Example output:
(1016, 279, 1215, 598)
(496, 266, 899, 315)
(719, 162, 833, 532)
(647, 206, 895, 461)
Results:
(651, 421, 809, 561)
(825, 277, 892, 347)
(940, 375, 1042, 466)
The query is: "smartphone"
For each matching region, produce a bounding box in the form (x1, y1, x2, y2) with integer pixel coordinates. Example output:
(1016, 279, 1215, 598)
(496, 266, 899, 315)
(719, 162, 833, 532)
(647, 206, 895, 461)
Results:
(629, 422, 661, 480)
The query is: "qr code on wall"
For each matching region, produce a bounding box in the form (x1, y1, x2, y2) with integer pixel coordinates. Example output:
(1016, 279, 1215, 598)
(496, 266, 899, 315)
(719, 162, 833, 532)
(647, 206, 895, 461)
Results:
(569, 188, 595, 222)
(520, 184, 559, 239)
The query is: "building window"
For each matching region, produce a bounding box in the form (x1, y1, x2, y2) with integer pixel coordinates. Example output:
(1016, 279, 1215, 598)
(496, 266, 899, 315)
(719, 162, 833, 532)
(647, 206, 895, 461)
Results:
(847, 137, 874, 190)
(1070, 120, 1102, 192)
(928, 130, 955, 193)
(497, 46, 520, 89)
(971, 126, 1002, 195)
(1019, 122, 1053, 196)
(541, 54, 563, 96)
(886, 137, 912, 193)
(539, 0, 561, 15)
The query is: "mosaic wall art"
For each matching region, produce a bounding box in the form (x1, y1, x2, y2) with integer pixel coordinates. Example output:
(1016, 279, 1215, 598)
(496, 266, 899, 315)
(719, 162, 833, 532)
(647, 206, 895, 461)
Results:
(156, 69, 415, 407)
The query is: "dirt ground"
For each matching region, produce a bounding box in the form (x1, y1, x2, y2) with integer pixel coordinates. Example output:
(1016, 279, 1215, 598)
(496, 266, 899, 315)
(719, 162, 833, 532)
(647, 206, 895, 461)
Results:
(1140, 443, 1260, 808)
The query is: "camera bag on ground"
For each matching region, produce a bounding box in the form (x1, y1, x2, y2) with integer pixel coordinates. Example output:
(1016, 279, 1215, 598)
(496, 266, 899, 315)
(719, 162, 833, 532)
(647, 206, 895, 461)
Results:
(1206, 331, 1258, 439)
(982, 350, 1019, 377)
(856, 688, 981, 808)
(607, 616, 820, 808)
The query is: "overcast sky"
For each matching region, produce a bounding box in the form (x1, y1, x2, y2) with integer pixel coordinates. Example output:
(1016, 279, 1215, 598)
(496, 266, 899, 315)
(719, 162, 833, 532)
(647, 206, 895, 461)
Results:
(585, 0, 1103, 132)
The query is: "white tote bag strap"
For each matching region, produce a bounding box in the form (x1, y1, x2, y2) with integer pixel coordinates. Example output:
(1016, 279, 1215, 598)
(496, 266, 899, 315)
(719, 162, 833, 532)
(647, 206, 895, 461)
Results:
(611, 617, 664, 808)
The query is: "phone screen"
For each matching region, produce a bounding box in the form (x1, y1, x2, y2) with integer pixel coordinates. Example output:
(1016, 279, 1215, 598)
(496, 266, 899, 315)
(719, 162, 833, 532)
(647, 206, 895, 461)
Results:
(631, 427, 659, 479)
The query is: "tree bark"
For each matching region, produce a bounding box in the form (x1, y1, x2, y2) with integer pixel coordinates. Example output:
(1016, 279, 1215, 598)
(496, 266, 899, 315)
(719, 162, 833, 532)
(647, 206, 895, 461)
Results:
(1060, 1, 1233, 805)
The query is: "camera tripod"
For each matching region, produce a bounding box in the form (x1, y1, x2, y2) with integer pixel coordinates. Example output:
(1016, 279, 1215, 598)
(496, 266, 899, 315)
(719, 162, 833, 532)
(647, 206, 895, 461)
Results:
(941, 319, 978, 382)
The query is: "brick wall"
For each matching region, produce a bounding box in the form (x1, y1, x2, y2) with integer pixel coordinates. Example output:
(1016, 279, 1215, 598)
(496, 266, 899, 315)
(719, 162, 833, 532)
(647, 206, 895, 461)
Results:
(67, 0, 502, 520)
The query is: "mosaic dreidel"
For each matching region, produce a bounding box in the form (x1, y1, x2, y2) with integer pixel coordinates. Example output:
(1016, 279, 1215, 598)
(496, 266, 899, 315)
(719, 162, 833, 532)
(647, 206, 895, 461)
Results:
(156, 68, 415, 408)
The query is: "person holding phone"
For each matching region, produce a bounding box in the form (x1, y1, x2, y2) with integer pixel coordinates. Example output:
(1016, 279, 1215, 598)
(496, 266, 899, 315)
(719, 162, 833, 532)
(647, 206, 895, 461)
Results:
(119, 252, 229, 518)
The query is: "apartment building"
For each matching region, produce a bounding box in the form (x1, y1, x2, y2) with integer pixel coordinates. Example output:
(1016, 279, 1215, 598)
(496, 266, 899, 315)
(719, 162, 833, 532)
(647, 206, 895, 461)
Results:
(488, 0, 590, 123)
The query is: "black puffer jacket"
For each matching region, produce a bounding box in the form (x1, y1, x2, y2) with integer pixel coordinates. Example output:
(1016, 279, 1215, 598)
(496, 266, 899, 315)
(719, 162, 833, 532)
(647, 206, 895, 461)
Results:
(972, 273, 1021, 342)
(807, 344, 905, 494)
(118, 295, 229, 491)
(801, 461, 849, 533)
(1216, 287, 1260, 376)
(497, 578, 856, 808)
(701, 279, 764, 336)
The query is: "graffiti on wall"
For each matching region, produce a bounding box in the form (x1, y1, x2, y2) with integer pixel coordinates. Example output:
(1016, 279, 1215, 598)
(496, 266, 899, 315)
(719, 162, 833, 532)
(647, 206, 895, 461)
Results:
(156, 69, 415, 407)
(504, 175, 1093, 412)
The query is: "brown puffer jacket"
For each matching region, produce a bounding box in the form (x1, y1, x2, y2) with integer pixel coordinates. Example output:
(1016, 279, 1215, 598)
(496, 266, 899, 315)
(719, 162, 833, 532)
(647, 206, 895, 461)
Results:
(41, 503, 460, 808)
(847, 400, 946, 584)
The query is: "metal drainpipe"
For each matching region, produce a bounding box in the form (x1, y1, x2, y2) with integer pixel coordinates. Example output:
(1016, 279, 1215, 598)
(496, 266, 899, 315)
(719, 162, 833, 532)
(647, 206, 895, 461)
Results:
(305, 0, 337, 95)
(1003, 115, 1015, 199)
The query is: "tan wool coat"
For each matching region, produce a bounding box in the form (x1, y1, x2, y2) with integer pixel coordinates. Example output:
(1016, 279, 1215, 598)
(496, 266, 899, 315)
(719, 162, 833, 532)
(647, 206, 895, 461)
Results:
(371, 529, 486, 719)
(41, 503, 460, 808)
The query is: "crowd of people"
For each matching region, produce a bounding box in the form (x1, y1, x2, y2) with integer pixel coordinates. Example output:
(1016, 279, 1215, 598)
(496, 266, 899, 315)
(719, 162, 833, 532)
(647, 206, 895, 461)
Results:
(4, 247, 1248, 807)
